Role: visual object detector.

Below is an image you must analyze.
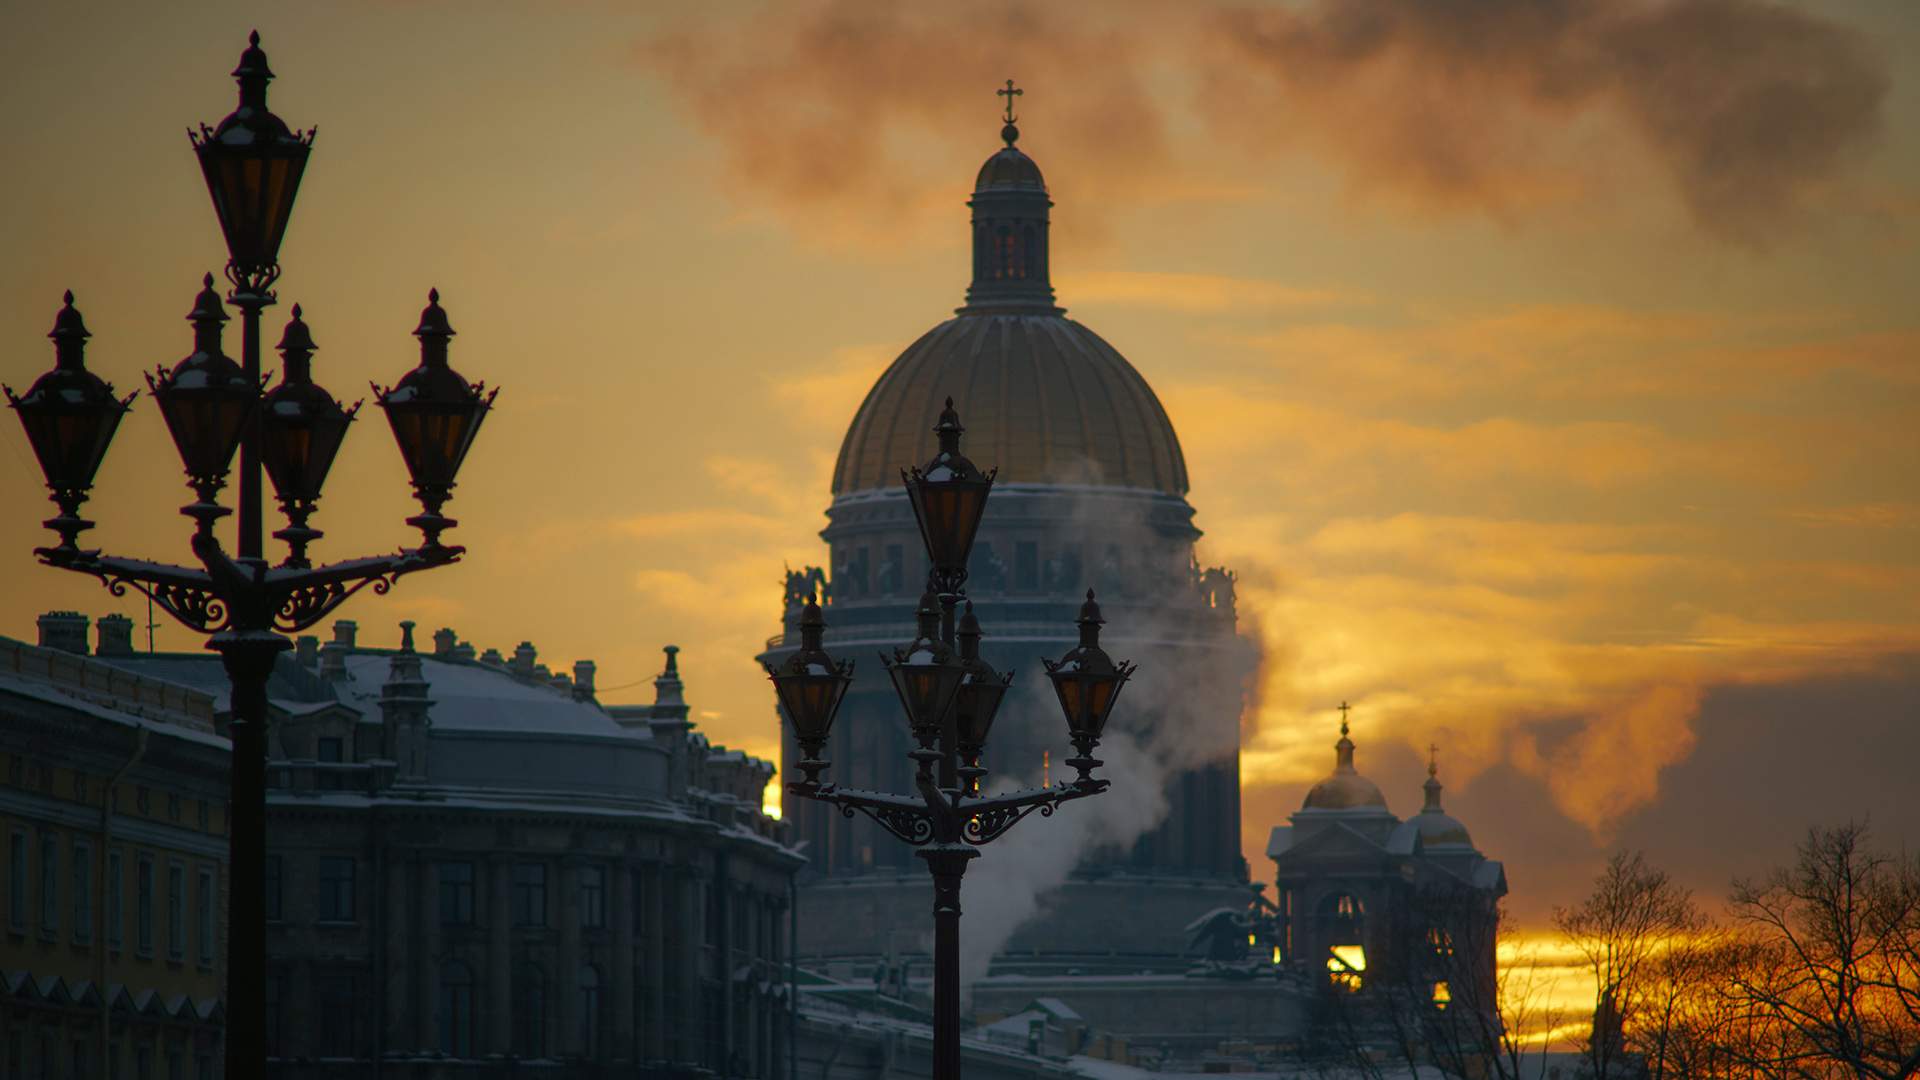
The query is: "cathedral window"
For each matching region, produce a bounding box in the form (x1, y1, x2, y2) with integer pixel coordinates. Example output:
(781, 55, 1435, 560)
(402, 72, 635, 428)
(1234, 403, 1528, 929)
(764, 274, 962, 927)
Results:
(438, 861, 475, 926)
(1023, 225, 1039, 279)
(580, 865, 607, 929)
(513, 862, 548, 927)
(1427, 925, 1454, 958)
(1328, 944, 1366, 992)
(996, 225, 1021, 279)
(1432, 980, 1452, 1010)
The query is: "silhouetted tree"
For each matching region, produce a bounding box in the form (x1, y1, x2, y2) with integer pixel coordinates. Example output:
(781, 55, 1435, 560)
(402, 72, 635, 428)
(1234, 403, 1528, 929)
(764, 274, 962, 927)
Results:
(1726, 821, 1920, 1080)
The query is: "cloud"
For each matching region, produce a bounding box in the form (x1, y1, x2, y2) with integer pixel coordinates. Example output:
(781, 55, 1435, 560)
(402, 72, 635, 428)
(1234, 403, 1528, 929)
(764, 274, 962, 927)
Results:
(1198, 0, 1889, 245)
(635, 0, 1886, 248)
(1058, 271, 1358, 313)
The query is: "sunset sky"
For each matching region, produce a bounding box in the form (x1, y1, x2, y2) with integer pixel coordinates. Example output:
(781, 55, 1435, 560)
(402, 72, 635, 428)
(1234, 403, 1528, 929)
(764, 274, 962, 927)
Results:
(3, 1, 1916, 928)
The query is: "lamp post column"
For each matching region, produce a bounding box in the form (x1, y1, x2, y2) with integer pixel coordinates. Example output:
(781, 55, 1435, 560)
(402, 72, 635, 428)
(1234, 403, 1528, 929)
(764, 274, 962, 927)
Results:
(919, 846, 977, 1080)
(216, 630, 290, 1078)
(233, 291, 268, 562)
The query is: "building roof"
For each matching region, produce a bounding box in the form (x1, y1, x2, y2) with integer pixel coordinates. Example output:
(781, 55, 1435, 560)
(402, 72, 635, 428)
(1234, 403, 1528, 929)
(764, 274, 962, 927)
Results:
(1301, 720, 1388, 813)
(832, 315, 1188, 495)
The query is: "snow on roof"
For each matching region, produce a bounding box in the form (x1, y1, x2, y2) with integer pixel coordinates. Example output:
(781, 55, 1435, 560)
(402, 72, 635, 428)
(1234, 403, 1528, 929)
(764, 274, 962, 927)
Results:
(338, 653, 630, 738)
(0, 671, 229, 751)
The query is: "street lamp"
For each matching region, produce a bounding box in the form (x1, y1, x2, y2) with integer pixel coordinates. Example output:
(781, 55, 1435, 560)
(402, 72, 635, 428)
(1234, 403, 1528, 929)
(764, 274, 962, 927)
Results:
(766, 400, 1123, 1080)
(7, 33, 492, 1079)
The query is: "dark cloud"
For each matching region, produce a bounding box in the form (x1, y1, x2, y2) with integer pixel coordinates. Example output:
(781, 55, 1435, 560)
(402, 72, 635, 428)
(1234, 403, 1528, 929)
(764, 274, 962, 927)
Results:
(637, 0, 1887, 247)
(1203, 0, 1889, 244)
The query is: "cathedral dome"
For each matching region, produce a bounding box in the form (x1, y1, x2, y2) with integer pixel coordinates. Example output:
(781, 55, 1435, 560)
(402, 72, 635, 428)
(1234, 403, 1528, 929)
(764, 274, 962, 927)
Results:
(1408, 761, 1474, 850)
(832, 315, 1188, 495)
(831, 106, 1187, 497)
(1301, 717, 1390, 812)
(976, 143, 1046, 190)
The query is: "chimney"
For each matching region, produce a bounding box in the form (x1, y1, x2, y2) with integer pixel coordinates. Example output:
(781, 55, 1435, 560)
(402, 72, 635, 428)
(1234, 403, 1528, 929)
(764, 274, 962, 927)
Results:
(37, 611, 89, 655)
(95, 614, 135, 657)
(452, 642, 476, 662)
(294, 635, 321, 668)
(432, 627, 457, 658)
(572, 660, 597, 703)
(510, 641, 537, 679)
(479, 648, 504, 667)
(549, 673, 572, 693)
(381, 621, 433, 783)
(331, 620, 358, 649)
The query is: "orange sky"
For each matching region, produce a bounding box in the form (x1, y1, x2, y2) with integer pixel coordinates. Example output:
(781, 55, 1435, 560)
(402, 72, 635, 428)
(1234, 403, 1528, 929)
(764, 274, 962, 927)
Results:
(4, 0, 1917, 924)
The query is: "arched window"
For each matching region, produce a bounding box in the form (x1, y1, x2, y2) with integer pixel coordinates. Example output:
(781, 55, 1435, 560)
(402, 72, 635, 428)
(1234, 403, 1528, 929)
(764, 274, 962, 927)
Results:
(995, 225, 1017, 279)
(1321, 893, 1367, 992)
(437, 960, 476, 1056)
(578, 965, 602, 1057)
(514, 965, 547, 1057)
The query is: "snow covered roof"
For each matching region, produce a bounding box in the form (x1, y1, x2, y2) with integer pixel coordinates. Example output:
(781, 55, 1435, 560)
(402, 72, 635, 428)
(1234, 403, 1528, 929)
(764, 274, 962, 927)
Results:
(337, 653, 628, 738)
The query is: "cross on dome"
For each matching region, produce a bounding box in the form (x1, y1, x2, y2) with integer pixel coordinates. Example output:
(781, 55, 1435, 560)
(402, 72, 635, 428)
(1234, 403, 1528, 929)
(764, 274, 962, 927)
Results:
(998, 79, 1023, 145)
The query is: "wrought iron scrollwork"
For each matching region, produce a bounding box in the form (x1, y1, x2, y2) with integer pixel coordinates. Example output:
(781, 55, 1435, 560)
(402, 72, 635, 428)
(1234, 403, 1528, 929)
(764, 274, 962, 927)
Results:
(275, 574, 392, 633)
(962, 800, 1052, 846)
(841, 801, 935, 846)
(107, 575, 230, 634)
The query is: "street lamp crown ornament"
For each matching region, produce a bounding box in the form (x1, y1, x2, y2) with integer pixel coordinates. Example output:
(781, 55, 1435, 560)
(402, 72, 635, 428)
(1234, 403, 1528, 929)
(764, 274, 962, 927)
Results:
(764, 592, 854, 786)
(373, 288, 497, 551)
(903, 397, 996, 595)
(190, 30, 315, 295)
(5, 292, 136, 552)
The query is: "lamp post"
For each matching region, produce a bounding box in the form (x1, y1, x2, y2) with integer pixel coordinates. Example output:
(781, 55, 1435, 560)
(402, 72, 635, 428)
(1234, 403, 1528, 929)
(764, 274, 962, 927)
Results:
(767, 399, 1128, 1080)
(5, 33, 494, 1079)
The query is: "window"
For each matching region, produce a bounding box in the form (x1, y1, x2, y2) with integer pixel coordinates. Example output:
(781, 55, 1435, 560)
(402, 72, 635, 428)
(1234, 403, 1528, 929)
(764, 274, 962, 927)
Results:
(1014, 541, 1039, 590)
(511, 863, 546, 927)
(318, 857, 355, 922)
(197, 870, 214, 966)
(437, 961, 476, 1056)
(264, 856, 282, 923)
(513, 965, 547, 1057)
(197, 1057, 212, 1080)
(137, 857, 153, 955)
(167, 1049, 181, 1080)
(265, 973, 284, 1058)
(106, 850, 123, 948)
(7, 832, 24, 932)
(73, 840, 92, 943)
(73, 1039, 87, 1080)
(578, 965, 602, 1056)
(317, 974, 357, 1055)
(168, 864, 185, 960)
(580, 865, 606, 929)
(317, 736, 344, 790)
(438, 861, 475, 927)
(135, 1045, 151, 1080)
(879, 544, 904, 594)
(41, 832, 59, 935)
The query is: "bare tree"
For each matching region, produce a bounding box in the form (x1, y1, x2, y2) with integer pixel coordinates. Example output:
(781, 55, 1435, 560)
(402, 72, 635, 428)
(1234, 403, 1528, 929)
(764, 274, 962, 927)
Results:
(1726, 821, 1920, 1080)
(1555, 851, 1708, 1080)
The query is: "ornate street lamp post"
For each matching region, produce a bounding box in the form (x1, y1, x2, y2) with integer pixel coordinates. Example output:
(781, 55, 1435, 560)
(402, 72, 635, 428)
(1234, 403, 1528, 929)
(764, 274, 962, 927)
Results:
(6, 33, 494, 1078)
(767, 399, 1129, 1080)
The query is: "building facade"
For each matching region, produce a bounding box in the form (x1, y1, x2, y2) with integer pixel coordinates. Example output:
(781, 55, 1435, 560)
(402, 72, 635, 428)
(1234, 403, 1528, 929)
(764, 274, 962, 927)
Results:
(1, 613, 230, 1080)
(761, 109, 1258, 975)
(84, 616, 801, 1079)
(1267, 718, 1506, 1030)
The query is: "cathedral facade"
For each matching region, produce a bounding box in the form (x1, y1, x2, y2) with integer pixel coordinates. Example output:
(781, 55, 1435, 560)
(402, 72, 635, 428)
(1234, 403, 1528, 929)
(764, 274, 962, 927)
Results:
(761, 109, 1257, 972)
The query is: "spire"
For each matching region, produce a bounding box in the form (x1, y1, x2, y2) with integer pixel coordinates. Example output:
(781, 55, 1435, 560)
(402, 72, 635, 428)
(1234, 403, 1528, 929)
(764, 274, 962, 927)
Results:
(1423, 743, 1444, 813)
(652, 644, 689, 723)
(1334, 701, 1356, 773)
(963, 80, 1059, 315)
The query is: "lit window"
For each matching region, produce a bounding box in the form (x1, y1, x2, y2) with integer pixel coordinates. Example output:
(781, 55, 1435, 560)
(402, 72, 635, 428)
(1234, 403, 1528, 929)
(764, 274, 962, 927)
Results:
(1433, 980, 1452, 1010)
(1328, 944, 1366, 993)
